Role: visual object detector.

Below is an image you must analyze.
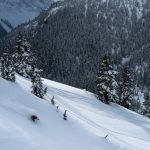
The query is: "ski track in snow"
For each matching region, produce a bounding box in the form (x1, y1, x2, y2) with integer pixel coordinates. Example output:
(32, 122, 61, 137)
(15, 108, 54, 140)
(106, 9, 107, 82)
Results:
(0, 75, 149, 150)
(44, 80, 150, 150)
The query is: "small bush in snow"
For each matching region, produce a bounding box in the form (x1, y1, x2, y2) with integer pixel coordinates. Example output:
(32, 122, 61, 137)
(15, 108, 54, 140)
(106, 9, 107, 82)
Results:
(56, 105, 59, 112)
(63, 110, 67, 120)
(51, 96, 55, 105)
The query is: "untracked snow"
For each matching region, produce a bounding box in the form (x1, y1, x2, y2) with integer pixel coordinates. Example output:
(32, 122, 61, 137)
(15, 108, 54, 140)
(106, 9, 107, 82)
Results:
(0, 75, 150, 150)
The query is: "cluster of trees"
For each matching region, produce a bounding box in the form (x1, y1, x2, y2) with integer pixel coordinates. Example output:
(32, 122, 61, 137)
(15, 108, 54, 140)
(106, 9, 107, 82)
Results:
(96, 54, 150, 117)
(0, 32, 47, 99)
(0, 31, 149, 118)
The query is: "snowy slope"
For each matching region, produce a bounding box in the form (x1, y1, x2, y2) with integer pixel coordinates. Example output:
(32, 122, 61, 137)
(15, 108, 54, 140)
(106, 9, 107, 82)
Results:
(0, 75, 150, 150)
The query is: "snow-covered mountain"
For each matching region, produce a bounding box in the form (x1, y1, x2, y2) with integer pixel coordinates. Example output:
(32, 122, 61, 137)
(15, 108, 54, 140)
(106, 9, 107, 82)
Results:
(0, 0, 55, 33)
(0, 74, 150, 150)
(1, 0, 150, 92)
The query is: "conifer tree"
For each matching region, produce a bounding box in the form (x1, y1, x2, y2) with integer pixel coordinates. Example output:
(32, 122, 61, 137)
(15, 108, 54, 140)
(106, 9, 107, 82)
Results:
(31, 68, 47, 99)
(13, 32, 25, 76)
(142, 91, 150, 117)
(13, 32, 36, 78)
(22, 37, 36, 78)
(63, 110, 67, 120)
(117, 66, 134, 109)
(51, 96, 55, 105)
(96, 54, 117, 104)
(0, 53, 15, 81)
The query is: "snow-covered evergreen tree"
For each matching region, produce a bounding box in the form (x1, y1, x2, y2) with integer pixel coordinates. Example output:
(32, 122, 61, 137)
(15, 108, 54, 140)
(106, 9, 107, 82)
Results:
(96, 54, 117, 104)
(142, 91, 150, 117)
(31, 68, 47, 99)
(13, 32, 36, 78)
(13, 32, 25, 76)
(117, 66, 134, 109)
(0, 53, 15, 81)
(22, 36, 37, 78)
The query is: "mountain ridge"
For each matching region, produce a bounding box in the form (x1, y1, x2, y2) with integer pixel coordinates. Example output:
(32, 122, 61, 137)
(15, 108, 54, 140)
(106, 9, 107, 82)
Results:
(0, 0, 56, 37)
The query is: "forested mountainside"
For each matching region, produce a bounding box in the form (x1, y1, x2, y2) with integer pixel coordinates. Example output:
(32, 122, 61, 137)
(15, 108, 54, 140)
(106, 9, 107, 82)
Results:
(0, 24, 7, 38)
(1, 0, 150, 92)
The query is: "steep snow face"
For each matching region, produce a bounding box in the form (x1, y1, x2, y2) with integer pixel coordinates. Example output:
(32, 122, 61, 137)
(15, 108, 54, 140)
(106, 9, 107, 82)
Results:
(0, 75, 150, 150)
(0, 0, 54, 31)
